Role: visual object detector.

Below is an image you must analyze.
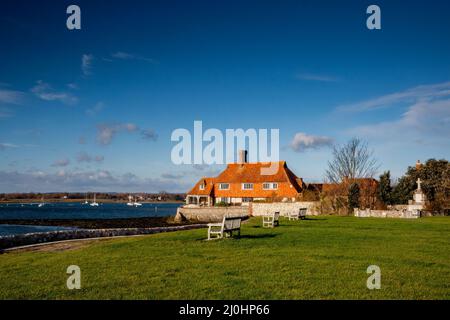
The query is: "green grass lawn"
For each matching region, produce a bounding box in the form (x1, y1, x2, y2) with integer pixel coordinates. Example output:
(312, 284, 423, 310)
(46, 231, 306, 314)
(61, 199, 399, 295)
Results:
(1, 216, 449, 299)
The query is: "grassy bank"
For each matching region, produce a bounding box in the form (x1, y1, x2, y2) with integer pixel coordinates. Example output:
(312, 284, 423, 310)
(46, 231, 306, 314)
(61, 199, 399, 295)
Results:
(0, 216, 449, 299)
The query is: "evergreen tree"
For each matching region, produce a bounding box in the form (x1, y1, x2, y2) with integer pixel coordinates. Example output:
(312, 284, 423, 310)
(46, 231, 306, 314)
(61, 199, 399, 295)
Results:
(378, 171, 392, 206)
(348, 183, 360, 214)
(391, 159, 449, 214)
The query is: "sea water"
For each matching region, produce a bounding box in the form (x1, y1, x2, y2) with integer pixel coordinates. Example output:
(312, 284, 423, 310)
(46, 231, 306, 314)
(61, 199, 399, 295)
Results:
(0, 202, 182, 236)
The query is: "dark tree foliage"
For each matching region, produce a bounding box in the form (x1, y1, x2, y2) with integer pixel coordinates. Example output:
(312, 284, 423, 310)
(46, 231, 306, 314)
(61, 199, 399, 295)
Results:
(378, 171, 392, 206)
(391, 159, 450, 213)
(348, 183, 360, 214)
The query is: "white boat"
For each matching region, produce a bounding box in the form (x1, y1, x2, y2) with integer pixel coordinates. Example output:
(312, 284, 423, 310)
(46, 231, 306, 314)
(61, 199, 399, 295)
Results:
(126, 195, 143, 207)
(127, 195, 135, 206)
(38, 196, 45, 207)
(90, 194, 99, 206)
(83, 193, 89, 205)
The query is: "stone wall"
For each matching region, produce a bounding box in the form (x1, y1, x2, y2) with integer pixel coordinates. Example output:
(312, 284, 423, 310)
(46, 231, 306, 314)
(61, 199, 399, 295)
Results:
(175, 206, 249, 223)
(250, 202, 319, 216)
(354, 208, 421, 219)
(0, 224, 206, 250)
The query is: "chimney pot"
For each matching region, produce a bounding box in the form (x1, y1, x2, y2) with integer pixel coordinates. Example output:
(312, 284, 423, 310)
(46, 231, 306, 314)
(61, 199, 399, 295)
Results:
(416, 160, 422, 170)
(238, 150, 248, 164)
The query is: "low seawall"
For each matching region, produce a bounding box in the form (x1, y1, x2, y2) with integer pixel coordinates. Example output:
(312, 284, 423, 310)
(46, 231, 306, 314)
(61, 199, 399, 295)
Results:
(250, 202, 319, 216)
(354, 208, 421, 219)
(175, 207, 249, 223)
(0, 224, 206, 250)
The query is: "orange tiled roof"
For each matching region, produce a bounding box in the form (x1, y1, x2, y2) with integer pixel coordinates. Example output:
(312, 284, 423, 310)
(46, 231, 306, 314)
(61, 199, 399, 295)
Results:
(187, 177, 215, 196)
(215, 161, 293, 183)
(188, 161, 304, 198)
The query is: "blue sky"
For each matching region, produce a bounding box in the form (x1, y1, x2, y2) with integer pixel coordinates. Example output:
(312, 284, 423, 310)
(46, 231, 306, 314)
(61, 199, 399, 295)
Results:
(1, 0, 449, 192)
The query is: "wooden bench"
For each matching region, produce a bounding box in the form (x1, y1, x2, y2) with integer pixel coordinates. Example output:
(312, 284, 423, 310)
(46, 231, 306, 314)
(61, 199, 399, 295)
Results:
(262, 211, 280, 228)
(288, 208, 307, 220)
(207, 216, 242, 240)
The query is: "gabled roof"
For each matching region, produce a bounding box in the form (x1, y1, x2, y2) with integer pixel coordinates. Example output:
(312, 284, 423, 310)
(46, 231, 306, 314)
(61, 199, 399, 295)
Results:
(186, 161, 304, 198)
(187, 177, 215, 196)
(215, 161, 298, 183)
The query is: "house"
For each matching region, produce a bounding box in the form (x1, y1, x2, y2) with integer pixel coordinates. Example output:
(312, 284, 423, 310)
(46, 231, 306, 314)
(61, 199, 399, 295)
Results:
(186, 150, 305, 206)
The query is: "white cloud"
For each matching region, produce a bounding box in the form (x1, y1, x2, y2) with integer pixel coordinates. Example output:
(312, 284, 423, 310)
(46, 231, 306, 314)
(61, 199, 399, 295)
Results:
(96, 123, 138, 145)
(0, 169, 190, 192)
(31, 80, 78, 105)
(0, 88, 24, 105)
(82, 54, 94, 76)
(339, 81, 450, 147)
(337, 81, 450, 112)
(76, 152, 105, 163)
(350, 98, 450, 140)
(290, 132, 334, 152)
(295, 73, 339, 82)
(111, 51, 157, 64)
(0, 142, 19, 150)
(51, 158, 70, 167)
(161, 173, 184, 179)
(67, 83, 78, 89)
(86, 102, 105, 116)
(96, 123, 157, 145)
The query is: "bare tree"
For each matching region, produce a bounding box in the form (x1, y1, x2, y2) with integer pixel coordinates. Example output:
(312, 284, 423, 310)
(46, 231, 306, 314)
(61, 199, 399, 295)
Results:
(325, 138, 379, 183)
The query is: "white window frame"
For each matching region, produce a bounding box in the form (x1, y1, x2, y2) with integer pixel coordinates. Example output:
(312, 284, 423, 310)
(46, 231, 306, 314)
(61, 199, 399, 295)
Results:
(219, 183, 230, 190)
(199, 184, 205, 190)
(242, 183, 253, 190)
(263, 182, 278, 190)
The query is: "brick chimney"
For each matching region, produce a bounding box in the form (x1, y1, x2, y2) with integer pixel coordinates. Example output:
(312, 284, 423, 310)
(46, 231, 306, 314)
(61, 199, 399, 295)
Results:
(238, 149, 248, 164)
(416, 160, 422, 170)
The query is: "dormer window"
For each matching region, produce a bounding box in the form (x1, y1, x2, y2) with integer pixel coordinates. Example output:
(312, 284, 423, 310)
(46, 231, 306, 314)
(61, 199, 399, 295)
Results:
(263, 183, 278, 190)
(199, 184, 205, 190)
(219, 183, 230, 190)
(242, 183, 253, 190)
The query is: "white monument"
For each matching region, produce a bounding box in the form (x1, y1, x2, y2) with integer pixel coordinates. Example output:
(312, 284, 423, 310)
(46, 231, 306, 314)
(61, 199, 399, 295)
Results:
(408, 178, 426, 213)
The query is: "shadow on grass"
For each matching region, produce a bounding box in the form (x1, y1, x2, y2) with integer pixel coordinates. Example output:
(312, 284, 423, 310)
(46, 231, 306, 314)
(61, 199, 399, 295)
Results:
(198, 233, 278, 241)
(237, 234, 278, 239)
(301, 217, 327, 221)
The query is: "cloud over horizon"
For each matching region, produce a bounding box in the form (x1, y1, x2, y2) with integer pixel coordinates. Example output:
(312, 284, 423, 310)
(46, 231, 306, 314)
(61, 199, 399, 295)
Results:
(290, 133, 334, 152)
(76, 152, 104, 163)
(337, 81, 450, 112)
(51, 158, 70, 167)
(0, 169, 190, 193)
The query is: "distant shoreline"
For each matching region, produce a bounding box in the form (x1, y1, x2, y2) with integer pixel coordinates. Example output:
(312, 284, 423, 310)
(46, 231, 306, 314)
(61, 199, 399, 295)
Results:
(0, 199, 184, 204)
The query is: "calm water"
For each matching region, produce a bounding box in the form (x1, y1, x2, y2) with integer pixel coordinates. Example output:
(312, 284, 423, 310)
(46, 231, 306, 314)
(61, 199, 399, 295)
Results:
(0, 202, 182, 236)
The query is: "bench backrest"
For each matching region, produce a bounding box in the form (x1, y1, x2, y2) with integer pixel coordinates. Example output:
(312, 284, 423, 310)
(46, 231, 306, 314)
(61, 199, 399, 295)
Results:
(223, 216, 241, 230)
(299, 208, 307, 215)
(274, 211, 280, 220)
